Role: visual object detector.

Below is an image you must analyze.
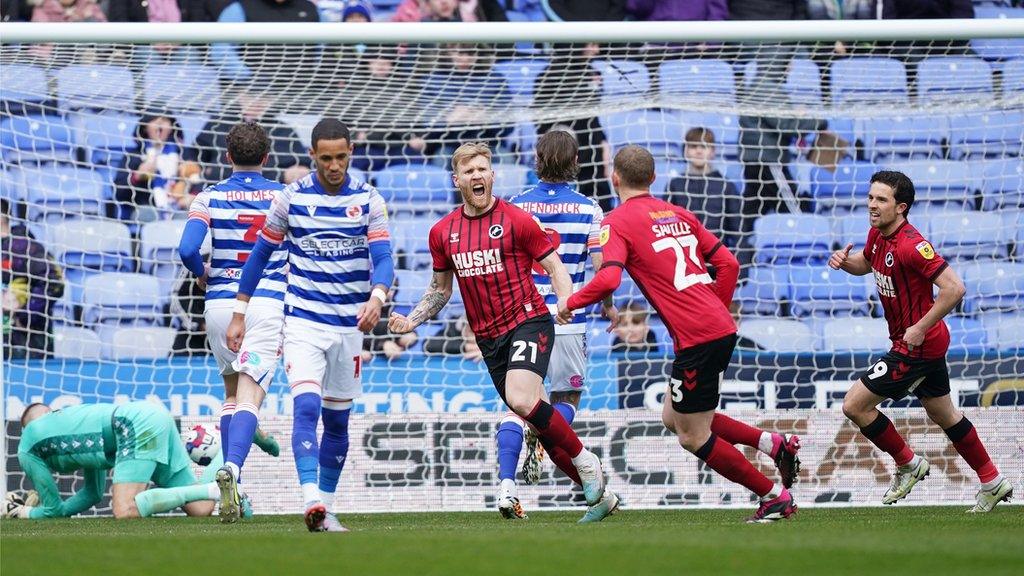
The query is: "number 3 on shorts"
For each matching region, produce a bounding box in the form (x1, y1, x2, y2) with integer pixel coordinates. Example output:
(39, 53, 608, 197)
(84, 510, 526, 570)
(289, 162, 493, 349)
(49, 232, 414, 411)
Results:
(511, 340, 538, 363)
(669, 378, 683, 402)
(867, 360, 888, 380)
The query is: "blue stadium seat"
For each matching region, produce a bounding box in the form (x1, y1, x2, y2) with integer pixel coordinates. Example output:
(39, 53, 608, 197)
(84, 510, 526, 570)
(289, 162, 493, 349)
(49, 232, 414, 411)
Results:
(54, 65, 135, 111)
(72, 111, 139, 165)
(1003, 59, 1024, 98)
(977, 158, 1024, 210)
(141, 219, 210, 297)
(613, 271, 642, 308)
(0, 114, 75, 164)
(960, 261, 1024, 314)
(658, 59, 736, 105)
(143, 65, 222, 113)
(592, 59, 650, 103)
(0, 167, 20, 202)
(602, 109, 685, 158)
(679, 112, 740, 159)
(393, 269, 433, 305)
(884, 160, 976, 208)
(20, 165, 107, 221)
(980, 312, 1024, 350)
(786, 264, 872, 318)
(753, 214, 832, 264)
(737, 318, 815, 353)
(493, 59, 548, 104)
(373, 164, 453, 209)
(0, 64, 50, 110)
(810, 161, 878, 212)
(833, 211, 871, 252)
(587, 320, 614, 355)
(831, 58, 909, 104)
(389, 213, 435, 270)
(52, 326, 103, 360)
(971, 7, 1024, 60)
(651, 160, 688, 197)
(45, 218, 135, 307)
(948, 111, 1024, 159)
(920, 211, 1007, 260)
(736, 266, 788, 316)
(861, 115, 948, 161)
(741, 58, 823, 106)
(917, 57, 994, 104)
(493, 163, 530, 198)
(104, 326, 177, 360)
(945, 316, 989, 353)
(82, 272, 165, 326)
(821, 317, 891, 352)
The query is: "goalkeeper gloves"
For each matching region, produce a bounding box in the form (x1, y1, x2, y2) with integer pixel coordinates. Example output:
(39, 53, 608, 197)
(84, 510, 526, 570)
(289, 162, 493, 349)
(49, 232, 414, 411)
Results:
(3, 490, 39, 519)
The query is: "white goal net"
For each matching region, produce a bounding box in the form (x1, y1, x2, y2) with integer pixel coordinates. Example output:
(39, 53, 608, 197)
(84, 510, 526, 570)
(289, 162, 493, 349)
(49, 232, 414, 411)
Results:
(1, 21, 1022, 514)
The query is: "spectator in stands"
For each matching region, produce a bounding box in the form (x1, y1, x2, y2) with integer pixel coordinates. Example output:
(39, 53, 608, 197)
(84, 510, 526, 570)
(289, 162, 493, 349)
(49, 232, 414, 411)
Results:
(611, 302, 660, 354)
(211, 0, 321, 83)
(187, 88, 308, 185)
(423, 314, 482, 361)
(1, 200, 65, 360)
(541, 0, 626, 21)
(626, 0, 726, 21)
(881, 0, 974, 92)
(392, 0, 507, 22)
(419, 43, 512, 163)
(728, 0, 806, 20)
(666, 127, 740, 248)
(106, 0, 182, 22)
(170, 265, 208, 356)
(30, 0, 106, 21)
(361, 281, 418, 362)
(533, 43, 614, 211)
(114, 112, 199, 222)
(883, 0, 972, 19)
(2, 0, 30, 20)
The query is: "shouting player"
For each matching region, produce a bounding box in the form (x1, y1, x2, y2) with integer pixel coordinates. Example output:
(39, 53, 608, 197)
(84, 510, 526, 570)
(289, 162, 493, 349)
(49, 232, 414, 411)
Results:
(8, 402, 220, 520)
(228, 118, 394, 532)
(829, 170, 1011, 512)
(178, 121, 285, 523)
(495, 129, 617, 519)
(388, 142, 617, 523)
(560, 145, 801, 523)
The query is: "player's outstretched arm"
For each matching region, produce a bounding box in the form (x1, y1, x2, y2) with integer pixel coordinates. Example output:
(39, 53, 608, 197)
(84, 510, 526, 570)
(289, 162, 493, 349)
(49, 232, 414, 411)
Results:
(904, 266, 966, 350)
(828, 243, 871, 275)
(539, 251, 574, 325)
(590, 252, 619, 330)
(12, 452, 69, 519)
(56, 468, 106, 518)
(389, 270, 453, 334)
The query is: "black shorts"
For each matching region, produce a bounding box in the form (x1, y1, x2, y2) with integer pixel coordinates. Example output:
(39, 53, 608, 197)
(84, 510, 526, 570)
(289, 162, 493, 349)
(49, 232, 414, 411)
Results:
(477, 315, 554, 403)
(859, 351, 950, 400)
(668, 333, 737, 414)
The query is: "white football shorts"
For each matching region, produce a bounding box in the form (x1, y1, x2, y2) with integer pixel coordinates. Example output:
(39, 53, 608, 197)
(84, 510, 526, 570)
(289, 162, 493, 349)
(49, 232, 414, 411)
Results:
(547, 332, 587, 393)
(282, 318, 363, 410)
(205, 297, 284, 390)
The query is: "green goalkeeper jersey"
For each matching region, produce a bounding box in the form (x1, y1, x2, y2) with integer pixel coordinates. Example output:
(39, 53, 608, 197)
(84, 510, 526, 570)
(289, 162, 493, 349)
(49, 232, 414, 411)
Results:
(17, 404, 117, 518)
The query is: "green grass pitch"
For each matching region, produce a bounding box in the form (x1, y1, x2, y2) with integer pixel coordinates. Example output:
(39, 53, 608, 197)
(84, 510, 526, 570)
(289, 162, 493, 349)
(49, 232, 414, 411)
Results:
(3, 507, 1022, 576)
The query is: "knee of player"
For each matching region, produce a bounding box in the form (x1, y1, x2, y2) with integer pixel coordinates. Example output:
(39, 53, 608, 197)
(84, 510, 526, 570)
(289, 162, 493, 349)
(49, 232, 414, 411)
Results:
(841, 393, 864, 421)
(676, 431, 704, 453)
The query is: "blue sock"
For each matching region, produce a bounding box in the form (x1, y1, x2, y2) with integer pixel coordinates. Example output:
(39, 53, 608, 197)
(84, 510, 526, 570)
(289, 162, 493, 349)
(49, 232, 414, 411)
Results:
(318, 406, 351, 498)
(226, 403, 259, 471)
(220, 402, 234, 460)
(291, 392, 321, 488)
(495, 419, 525, 481)
(554, 402, 576, 425)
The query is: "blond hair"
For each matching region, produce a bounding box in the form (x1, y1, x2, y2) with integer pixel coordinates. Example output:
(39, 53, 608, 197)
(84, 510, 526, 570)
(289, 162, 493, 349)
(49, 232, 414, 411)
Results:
(451, 141, 492, 171)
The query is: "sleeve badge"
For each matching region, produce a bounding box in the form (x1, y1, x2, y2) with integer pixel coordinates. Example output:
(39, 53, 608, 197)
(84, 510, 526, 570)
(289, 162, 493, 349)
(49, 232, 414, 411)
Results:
(599, 224, 611, 246)
(915, 241, 935, 260)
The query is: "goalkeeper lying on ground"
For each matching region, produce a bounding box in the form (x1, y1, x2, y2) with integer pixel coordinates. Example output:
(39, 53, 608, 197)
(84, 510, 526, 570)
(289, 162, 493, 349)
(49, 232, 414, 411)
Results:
(5, 401, 278, 520)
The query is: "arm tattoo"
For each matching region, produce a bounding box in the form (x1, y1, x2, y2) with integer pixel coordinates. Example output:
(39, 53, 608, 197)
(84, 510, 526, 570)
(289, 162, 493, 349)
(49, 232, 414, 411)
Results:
(407, 278, 450, 325)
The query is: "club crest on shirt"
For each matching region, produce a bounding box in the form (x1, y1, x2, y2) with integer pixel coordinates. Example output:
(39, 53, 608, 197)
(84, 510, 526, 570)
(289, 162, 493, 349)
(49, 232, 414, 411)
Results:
(346, 205, 363, 219)
(488, 224, 504, 239)
(599, 224, 610, 246)
(916, 241, 935, 260)
(449, 232, 460, 243)
(885, 252, 894, 267)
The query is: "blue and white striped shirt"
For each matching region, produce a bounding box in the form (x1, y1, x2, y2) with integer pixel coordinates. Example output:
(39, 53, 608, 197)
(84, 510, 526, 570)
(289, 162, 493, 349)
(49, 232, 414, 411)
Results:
(510, 182, 604, 335)
(261, 172, 390, 331)
(188, 172, 287, 302)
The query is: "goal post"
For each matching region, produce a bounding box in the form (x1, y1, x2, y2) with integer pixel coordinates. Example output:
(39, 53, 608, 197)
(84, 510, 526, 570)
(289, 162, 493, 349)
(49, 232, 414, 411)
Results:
(1, 20, 1022, 514)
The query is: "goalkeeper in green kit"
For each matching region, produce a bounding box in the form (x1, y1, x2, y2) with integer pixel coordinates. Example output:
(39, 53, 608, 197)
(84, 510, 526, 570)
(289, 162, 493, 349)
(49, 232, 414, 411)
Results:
(6, 401, 249, 520)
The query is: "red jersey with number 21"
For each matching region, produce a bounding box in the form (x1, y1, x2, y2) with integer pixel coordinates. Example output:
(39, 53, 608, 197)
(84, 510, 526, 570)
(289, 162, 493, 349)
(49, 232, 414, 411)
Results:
(599, 194, 736, 351)
(866, 220, 950, 359)
(429, 199, 554, 339)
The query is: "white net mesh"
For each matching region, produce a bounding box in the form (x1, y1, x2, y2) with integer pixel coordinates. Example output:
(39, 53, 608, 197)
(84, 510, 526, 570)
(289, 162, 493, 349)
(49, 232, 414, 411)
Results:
(2, 29, 1023, 514)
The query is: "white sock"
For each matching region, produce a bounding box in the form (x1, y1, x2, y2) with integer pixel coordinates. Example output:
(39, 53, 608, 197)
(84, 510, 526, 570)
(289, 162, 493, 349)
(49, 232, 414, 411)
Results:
(226, 462, 240, 478)
(981, 475, 1004, 491)
(500, 478, 517, 498)
(320, 490, 335, 511)
(758, 432, 775, 455)
(901, 454, 922, 470)
(762, 483, 782, 500)
(570, 448, 593, 467)
(301, 483, 321, 507)
(205, 482, 220, 500)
